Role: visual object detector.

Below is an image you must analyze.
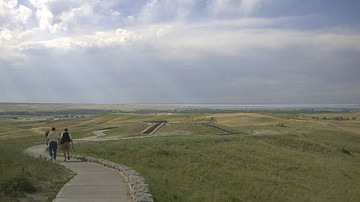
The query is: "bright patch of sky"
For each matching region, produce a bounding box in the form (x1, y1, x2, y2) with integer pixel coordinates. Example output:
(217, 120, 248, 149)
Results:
(0, 0, 359, 104)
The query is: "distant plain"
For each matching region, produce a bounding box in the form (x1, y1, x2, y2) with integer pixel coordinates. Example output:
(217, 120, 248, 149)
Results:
(0, 103, 359, 201)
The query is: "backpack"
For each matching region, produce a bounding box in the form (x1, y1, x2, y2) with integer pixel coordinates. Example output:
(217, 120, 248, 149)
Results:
(60, 132, 71, 144)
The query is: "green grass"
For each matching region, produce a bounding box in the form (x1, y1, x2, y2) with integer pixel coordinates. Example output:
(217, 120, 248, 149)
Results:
(73, 131, 360, 201)
(1, 109, 360, 201)
(103, 122, 148, 137)
(0, 144, 74, 202)
(72, 112, 360, 202)
(0, 114, 123, 201)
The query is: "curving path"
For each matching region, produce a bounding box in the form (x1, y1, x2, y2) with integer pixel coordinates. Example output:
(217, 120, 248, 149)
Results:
(25, 145, 134, 202)
(26, 124, 236, 202)
(25, 144, 133, 202)
(26, 128, 189, 202)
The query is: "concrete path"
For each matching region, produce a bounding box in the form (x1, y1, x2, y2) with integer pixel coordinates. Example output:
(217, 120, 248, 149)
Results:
(25, 145, 133, 202)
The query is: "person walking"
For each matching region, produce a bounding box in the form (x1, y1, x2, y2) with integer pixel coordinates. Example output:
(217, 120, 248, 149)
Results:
(45, 129, 50, 139)
(60, 128, 73, 161)
(46, 127, 59, 161)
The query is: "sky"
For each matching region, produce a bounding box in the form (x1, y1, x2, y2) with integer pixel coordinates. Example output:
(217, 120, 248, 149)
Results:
(0, 0, 360, 104)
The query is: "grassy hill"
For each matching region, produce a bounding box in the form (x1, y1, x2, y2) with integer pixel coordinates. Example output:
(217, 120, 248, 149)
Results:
(72, 112, 360, 202)
(0, 106, 359, 201)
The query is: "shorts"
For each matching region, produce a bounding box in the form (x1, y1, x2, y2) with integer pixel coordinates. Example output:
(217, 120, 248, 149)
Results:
(61, 142, 71, 151)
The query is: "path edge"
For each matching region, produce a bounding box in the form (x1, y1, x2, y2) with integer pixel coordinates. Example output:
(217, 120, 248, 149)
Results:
(72, 154, 154, 202)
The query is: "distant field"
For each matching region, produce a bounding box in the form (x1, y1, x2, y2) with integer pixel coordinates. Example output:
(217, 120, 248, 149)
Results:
(74, 112, 360, 202)
(0, 104, 359, 201)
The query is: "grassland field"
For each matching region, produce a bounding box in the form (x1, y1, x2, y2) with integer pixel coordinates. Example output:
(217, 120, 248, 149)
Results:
(0, 104, 360, 201)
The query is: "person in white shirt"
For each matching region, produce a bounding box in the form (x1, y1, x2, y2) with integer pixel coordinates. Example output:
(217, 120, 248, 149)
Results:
(59, 128, 73, 161)
(46, 127, 59, 161)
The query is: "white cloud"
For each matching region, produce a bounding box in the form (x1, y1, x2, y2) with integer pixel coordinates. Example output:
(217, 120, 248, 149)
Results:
(207, 0, 235, 17)
(2, 0, 18, 9)
(110, 9, 120, 16)
(206, 0, 274, 17)
(240, 0, 271, 16)
(2, 16, 360, 65)
(126, 20, 360, 63)
(18, 5, 33, 23)
(15, 28, 141, 54)
(0, 1, 33, 28)
(124, 16, 134, 25)
(55, 2, 95, 32)
(0, 29, 14, 41)
(24, 0, 101, 33)
(138, 0, 158, 24)
(36, 6, 53, 31)
(137, 0, 198, 24)
(0, 29, 28, 62)
(1, 0, 360, 104)
(28, 0, 50, 8)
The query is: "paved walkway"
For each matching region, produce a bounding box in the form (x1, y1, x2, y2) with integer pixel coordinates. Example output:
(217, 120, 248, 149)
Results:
(25, 145, 133, 202)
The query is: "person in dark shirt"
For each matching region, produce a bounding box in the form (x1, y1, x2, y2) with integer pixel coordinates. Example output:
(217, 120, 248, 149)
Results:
(59, 128, 74, 161)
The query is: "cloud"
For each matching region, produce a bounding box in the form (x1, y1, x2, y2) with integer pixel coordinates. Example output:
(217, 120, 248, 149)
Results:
(18, 5, 33, 23)
(110, 9, 120, 16)
(3, 17, 360, 74)
(27, 0, 100, 33)
(0, 0, 359, 104)
(239, 0, 272, 16)
(206, 0, 274, 18)
(137, 0, 198, 24)
(0, 1, 32, 28)
(36, 5, 53, 31)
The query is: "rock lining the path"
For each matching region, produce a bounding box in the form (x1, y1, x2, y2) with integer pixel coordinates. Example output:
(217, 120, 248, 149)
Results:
(25, 145, 153, 202)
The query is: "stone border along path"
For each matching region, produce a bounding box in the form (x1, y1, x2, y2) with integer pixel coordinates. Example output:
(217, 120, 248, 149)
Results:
(25, 131, 154, 202)
(70, 154, 153, 202)
(26, 145, 134, 202)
